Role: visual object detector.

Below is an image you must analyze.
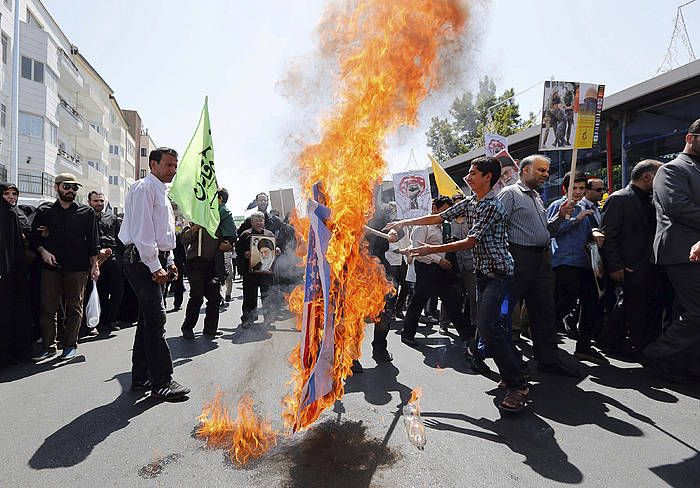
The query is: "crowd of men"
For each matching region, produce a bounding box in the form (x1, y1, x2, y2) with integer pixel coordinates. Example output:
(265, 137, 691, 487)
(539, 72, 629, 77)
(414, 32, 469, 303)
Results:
(0, 148, 298, 401)
(1, 120, 699, 410)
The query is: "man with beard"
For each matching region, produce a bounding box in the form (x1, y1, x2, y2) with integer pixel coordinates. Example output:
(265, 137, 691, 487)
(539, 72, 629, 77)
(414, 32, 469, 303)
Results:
(238, 192, 273, 234)
(30, 174, 100, 361)
(87, 191, 124, 334)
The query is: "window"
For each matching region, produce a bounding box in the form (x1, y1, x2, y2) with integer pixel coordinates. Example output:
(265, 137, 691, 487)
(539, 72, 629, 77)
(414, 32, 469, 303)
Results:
(49, 123, 58, 145)
(140, 168, 147, 179)
(1, 33, 8, 65)
(19, 112, 43, 138)
(0, 104, 6, 128)
(140, 147, 147, 157)
(127, 141, 135, 158)
(20, 56, 44, 83)
(109, 175, 121, 186)
(109, 144, 120, 155)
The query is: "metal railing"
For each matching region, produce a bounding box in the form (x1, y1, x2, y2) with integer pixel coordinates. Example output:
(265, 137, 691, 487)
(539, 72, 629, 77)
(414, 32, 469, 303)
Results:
(18, 172, 54, 196)
(58, 96, 83, 122)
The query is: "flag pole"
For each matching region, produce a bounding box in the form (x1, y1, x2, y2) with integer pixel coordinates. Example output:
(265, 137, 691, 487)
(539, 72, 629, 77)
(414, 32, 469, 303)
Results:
(198, 227, 202, 256)
(567, 147, 578, 201)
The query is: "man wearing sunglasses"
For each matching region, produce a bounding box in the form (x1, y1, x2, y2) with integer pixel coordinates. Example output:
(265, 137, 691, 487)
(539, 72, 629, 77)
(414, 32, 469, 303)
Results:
(30, 173, 100, 361)
(643, 119, 700, 382)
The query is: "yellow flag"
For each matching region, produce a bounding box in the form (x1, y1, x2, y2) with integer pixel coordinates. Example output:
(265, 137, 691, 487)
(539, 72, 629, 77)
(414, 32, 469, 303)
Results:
(430, 155, 463, 197)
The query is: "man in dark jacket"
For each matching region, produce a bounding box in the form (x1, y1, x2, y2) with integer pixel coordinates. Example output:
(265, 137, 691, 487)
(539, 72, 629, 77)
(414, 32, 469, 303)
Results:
(643, 120, 700, 381)
(599, 160, 666, 353)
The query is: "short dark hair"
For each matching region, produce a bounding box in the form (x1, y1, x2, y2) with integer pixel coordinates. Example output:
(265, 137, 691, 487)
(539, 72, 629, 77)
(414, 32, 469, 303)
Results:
(256, 192, 268, 200)
(688, 118, 700, 134)
(471, 156, 501, 189)
(631, 159, 662, 181)
(433, 195, 453, 209)
(87, 191, 104, 201)
(562, 171, 587, 189)
(149, 147, 178, 164)
(217, 187, 229, 204)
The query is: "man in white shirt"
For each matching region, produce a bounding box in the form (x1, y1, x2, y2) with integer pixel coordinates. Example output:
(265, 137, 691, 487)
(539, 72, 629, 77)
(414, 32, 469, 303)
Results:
(401, 196, 468, 346)
(119, 147, 190, 401)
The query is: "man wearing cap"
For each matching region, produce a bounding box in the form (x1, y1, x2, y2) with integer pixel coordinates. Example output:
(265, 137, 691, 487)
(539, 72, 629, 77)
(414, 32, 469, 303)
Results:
(30, 173, 100, 361)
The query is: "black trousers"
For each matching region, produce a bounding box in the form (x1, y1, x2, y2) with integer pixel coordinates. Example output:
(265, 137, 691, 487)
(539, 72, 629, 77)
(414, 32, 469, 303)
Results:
(241, 274, 271, 323)
(402, 261, 469, 341)
(96, 257, 125, 328)
(554, 265, 601, 348)
(181, 258, 220, 334)
(123, 259, 173, 388)
(644, 263, 700, 376)
(372, 264, 401, 353)
(507, 247, 560, 365)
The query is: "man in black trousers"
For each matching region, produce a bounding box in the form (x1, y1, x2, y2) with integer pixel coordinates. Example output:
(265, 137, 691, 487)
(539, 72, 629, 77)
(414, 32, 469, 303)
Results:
(643, 120, 700, 381)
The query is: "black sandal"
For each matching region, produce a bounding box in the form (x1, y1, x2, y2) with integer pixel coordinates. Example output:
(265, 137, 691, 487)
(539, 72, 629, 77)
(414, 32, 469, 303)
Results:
(499, 387, 529, 413)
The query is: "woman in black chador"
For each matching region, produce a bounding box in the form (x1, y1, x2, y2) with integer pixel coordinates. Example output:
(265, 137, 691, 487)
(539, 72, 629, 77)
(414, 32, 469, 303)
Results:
(0, 182, 32, 365)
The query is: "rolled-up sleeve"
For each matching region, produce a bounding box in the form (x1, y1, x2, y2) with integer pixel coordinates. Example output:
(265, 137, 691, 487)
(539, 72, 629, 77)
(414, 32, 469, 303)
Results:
(130, 186, 161, 273)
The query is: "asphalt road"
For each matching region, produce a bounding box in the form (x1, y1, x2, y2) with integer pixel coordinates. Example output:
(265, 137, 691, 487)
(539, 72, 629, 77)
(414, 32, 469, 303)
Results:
(2, 280, 699, 488)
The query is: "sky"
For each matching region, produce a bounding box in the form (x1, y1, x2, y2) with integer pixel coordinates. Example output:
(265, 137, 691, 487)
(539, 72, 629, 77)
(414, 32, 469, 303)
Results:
(43, 0, 700, 213)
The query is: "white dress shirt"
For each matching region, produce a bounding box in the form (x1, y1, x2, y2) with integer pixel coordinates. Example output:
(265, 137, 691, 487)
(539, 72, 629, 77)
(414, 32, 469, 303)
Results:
(411, 224, 445, 264)
(118, 173, 176, 273)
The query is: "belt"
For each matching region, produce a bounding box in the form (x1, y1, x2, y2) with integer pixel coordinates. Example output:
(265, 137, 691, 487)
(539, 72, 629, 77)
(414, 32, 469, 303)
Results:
(508, 242, 548, 253)
(125, 244, 170, 262)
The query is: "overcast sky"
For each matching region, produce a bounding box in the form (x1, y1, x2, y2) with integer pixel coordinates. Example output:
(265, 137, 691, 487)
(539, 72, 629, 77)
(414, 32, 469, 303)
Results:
(44, 0, 700, 213)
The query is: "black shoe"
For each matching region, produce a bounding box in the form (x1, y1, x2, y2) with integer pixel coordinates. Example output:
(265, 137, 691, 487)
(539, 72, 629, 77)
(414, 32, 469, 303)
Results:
(575, 346, 609, 365)
(419, 316, 439, 325)
(181, 329, 195, 340)
(225, 295, 231, 302)
(131, 379, 152, 391)
(351, 360, 363, 373)
(372, 349, 393, 363)
(538, 361, 582, 378)
(151, 380, 190, 400)
(401, 337, 418, 347)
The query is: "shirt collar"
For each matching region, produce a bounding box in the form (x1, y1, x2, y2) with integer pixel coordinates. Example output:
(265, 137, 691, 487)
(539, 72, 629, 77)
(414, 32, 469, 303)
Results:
(516, 179, 540, 197)
(146, 172, 167, 192)
(581, 197, 595, 208)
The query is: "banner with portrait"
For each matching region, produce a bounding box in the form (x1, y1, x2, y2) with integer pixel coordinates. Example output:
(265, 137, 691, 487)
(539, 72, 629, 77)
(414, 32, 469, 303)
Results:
(484, 132, 508, 157)
(392, 170, 432, 219)
(250, 235, 276, 273)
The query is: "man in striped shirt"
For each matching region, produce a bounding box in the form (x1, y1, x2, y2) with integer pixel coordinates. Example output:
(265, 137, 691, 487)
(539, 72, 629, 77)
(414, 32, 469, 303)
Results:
(497, 154, 580, 378)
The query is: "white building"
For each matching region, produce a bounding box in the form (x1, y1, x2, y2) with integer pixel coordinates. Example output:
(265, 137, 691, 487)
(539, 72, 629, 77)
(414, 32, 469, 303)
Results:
(1, 0, 148, 211)
(139, 128, 156, 179)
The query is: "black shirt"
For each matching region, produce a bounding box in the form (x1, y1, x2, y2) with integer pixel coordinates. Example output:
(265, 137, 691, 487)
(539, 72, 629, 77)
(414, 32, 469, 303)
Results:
(30, 201, 99, 271)
(95, 210, 120, 253)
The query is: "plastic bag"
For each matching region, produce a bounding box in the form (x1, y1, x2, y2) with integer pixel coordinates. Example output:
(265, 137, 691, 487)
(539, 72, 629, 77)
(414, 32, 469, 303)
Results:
(85, 280, 100, 328)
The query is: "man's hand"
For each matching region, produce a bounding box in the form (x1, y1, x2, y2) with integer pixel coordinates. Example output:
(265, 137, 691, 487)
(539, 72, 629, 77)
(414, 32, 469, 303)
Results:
(168, 264, 179, 282)
(438, 258, 452, 270)
(190, 223, 201, 233)
(40, 249, 58, 267)
(383, 221, 403, 233)
(90, 262, 100, 281)
(690, 241, 700, 262)
(558, 200, 575, 218)
(408, 243, 436, 257)
(97, 248, 112, 266)
(576, 209, 594, 222)
(37, 225, 50, 238)
(610, 267, 633, 284)
(592, 230, 605, 248)
(387, 229, 399, 243)
(152, 268, 169, 285)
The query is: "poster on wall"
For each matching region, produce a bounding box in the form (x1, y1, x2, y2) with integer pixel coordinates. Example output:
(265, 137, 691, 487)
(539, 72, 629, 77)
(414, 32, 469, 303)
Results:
(484, 132, 508, 157)
(539, 81, 605, 151)
(250, 235, 276, 273)
(392, 170, 432, 219)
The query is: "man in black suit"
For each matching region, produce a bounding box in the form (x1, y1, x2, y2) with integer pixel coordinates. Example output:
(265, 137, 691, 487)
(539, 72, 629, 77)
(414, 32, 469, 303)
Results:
(643, 119, 700, 381)
(599, 160, 663, 353)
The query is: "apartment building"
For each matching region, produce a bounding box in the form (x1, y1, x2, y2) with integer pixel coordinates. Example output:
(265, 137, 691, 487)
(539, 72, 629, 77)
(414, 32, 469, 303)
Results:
(1, 0, 149, 212)
(139, 127, 156, 179)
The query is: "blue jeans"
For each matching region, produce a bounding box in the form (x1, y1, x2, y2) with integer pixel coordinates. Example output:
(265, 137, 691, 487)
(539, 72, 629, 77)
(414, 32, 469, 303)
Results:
(123, 260, 174, 388)
(476, 273, 526, 389)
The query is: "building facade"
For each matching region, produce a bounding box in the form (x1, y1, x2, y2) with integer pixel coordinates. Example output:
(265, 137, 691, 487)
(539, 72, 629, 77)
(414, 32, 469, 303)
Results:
(1, 0, 152, 211)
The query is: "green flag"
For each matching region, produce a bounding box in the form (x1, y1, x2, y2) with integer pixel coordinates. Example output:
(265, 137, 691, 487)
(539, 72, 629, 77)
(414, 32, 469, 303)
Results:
(169, 97, 220, 237)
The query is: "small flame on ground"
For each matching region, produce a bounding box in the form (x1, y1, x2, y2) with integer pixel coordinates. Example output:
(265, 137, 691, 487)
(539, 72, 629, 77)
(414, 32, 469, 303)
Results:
(196, 391, 278, 465)
(408, 386, 423, 406)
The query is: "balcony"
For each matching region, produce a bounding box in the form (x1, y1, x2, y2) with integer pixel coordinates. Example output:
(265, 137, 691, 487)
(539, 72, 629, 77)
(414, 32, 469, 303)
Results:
(18, 172, 54, 197)
(58, 97, 84, 136)
(57, 146, 82, 170)
(57, 48, 83, 92)
(79, 81, 105, 114)
(77, 121, 105, 152)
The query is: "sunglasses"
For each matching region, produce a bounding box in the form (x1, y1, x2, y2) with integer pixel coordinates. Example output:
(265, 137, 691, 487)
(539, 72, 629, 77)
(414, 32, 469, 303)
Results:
(61, 183, 80, 191)
(590, 187, 605, 192)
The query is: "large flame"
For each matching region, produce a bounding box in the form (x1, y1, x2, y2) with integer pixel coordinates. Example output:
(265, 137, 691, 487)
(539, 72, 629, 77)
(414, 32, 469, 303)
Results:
(196, 391, 278, 465)
(284, 0, 468, 432)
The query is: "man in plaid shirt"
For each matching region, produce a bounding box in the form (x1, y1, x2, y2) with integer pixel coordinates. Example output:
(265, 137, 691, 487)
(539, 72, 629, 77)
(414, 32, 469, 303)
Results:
(385, 156, 528, 413)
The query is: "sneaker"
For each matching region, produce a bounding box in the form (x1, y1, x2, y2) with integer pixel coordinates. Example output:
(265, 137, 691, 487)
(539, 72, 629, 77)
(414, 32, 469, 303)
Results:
(181, 329, 195, 340)
(32, 350, 56, 362)
(60, 347, 77, 360)
(131, 379, 152, 391)
(575, 347, 609, 365)
(151, 380, 190, 401)
(372, 349, 393, 363)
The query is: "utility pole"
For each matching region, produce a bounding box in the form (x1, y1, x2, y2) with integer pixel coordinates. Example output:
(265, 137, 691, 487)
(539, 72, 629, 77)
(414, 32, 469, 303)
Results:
(10, 0, 20, 183)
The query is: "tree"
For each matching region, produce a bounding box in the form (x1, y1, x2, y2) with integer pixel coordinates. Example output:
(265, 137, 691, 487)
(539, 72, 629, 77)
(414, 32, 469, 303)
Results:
(426, 76, 535, 161)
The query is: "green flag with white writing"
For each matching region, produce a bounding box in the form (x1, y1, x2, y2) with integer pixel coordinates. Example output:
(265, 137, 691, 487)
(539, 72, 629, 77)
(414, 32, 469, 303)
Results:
(169, 97, 220, 237)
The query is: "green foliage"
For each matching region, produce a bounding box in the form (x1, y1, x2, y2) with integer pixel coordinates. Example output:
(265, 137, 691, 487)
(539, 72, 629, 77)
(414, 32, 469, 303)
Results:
(426, 76, 532, 161)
